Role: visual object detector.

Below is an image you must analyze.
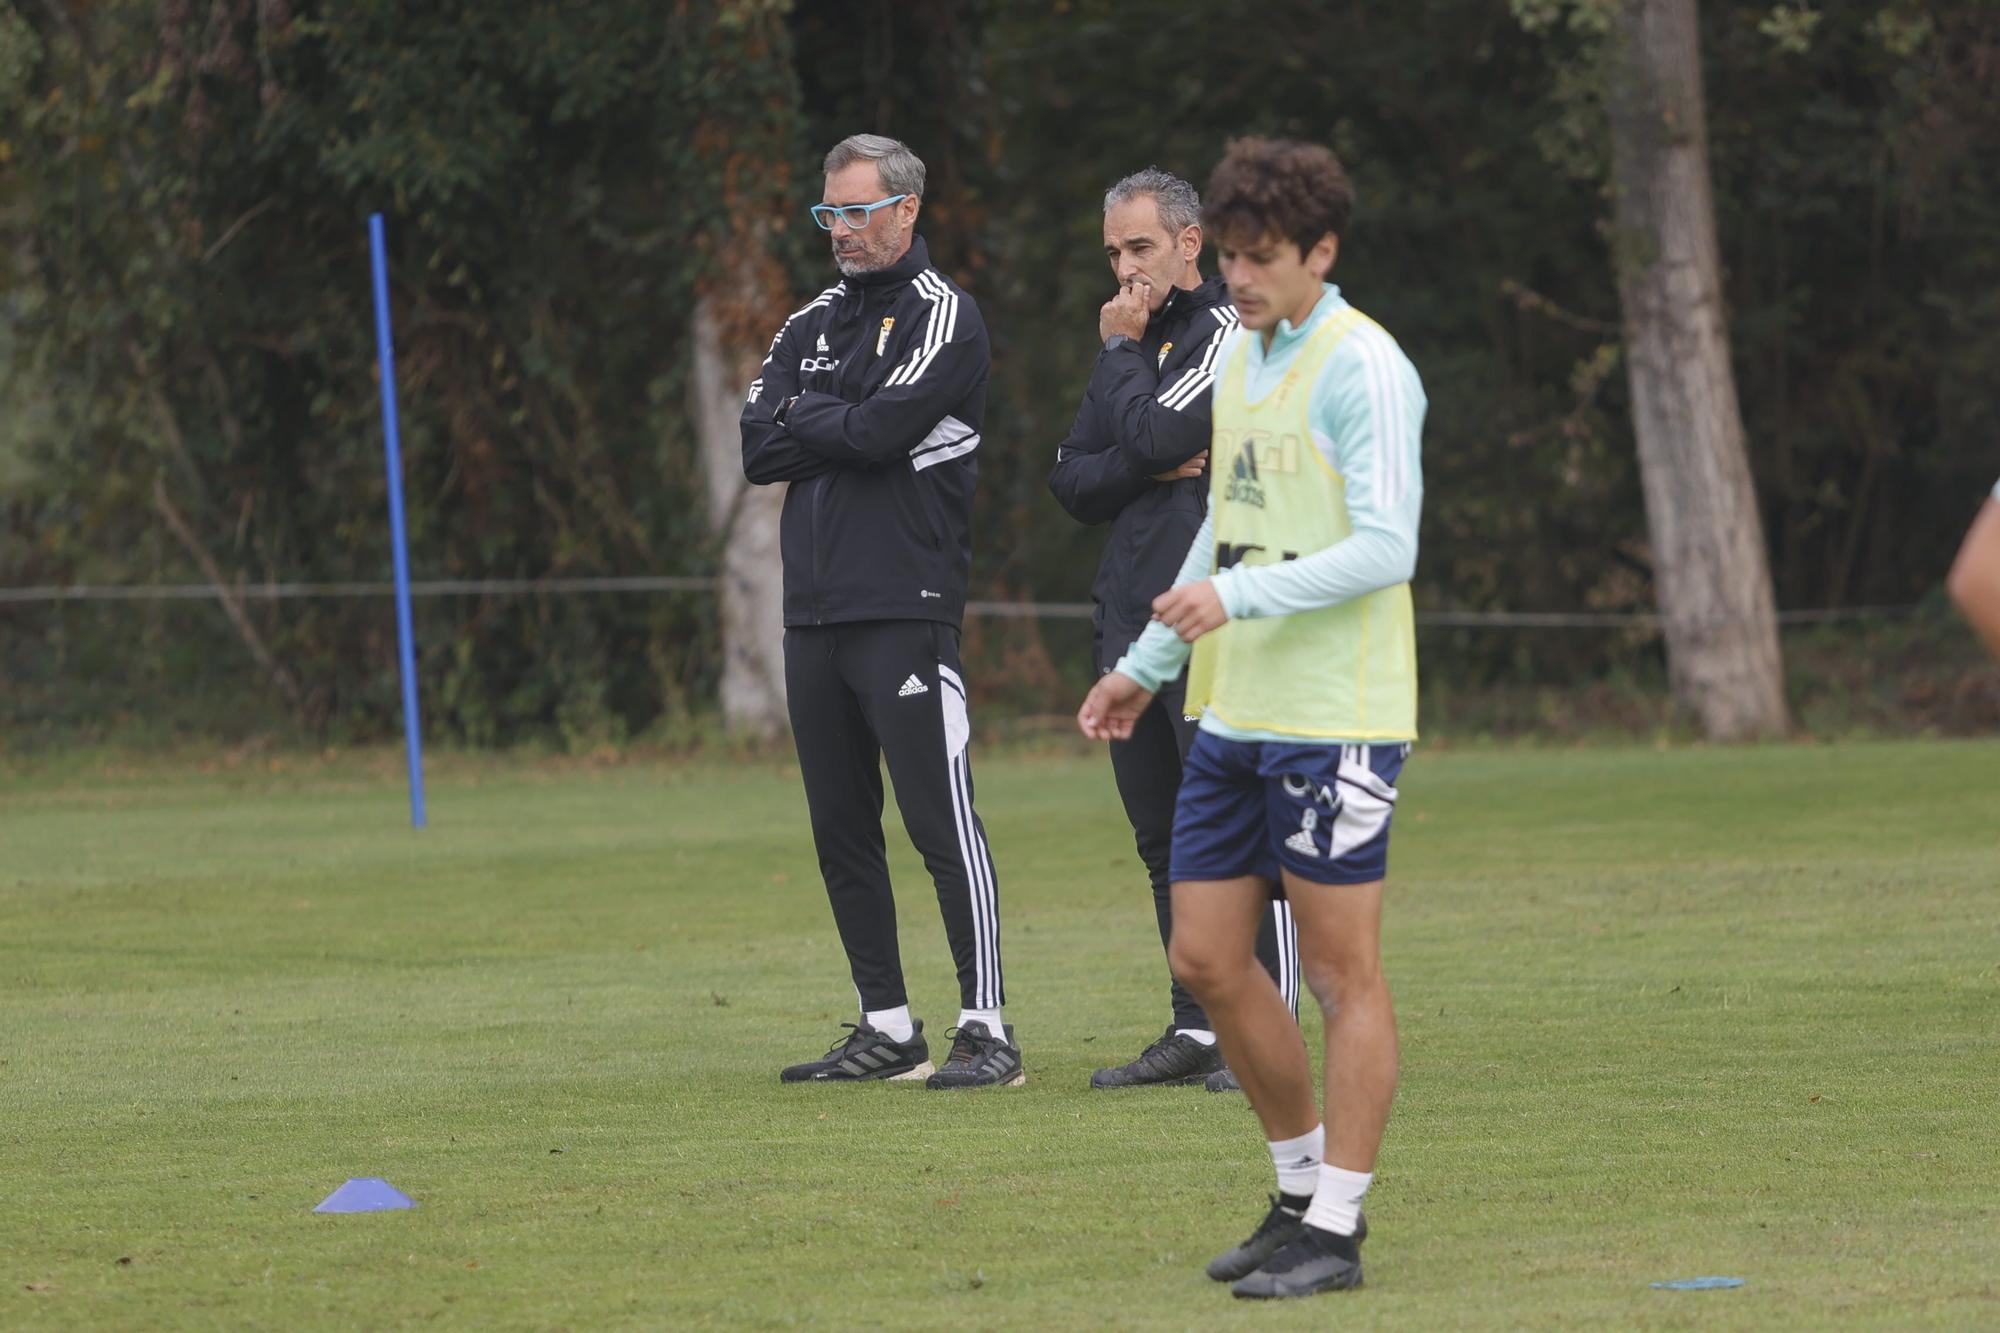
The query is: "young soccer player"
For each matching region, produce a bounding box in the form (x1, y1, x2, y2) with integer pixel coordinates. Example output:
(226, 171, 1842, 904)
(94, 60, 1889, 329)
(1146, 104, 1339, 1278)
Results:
(1078, 137, 1426, 1299)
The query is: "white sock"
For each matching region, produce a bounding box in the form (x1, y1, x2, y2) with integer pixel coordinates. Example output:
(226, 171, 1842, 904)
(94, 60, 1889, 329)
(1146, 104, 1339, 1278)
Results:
(1267, 1125, 1325, 1201)
(1175, 1028, 1217, 1046)
(1302, 1164, 1372, 1236)
(957, 1007, 1003, 1037)
(864, 1006, 915, 1043)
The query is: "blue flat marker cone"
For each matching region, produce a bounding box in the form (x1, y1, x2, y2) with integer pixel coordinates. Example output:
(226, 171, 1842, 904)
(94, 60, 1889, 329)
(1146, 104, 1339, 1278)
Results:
(1652, 1276, 1744, 1290)
(314, 1178, 417, 1213)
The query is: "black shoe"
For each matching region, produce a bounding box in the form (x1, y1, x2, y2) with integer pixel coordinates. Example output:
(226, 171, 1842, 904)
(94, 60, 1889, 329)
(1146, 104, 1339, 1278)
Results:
(1204, 1066, 1242, 1093)
(1230, 1224, 1365, 1299)
(923, 1021, 1025, 1089)
(1206, 1198, 1367, 1282)
(1205, 1195, 1307, 1281)
(779, 1021, 932, 1083)
(1090, 1026, 1225, 1088)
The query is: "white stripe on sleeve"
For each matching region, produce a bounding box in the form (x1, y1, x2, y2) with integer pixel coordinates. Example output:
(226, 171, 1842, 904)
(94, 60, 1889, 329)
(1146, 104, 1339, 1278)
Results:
(886, 272, 959, 389)
(1158, 318, 1235, 411)
(747, 283, 843, 403)
(909, 413, 980, 471)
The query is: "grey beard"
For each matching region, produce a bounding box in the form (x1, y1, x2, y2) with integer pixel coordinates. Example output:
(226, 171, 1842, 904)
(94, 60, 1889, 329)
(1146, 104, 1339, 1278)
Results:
(833, 252, 877, 277)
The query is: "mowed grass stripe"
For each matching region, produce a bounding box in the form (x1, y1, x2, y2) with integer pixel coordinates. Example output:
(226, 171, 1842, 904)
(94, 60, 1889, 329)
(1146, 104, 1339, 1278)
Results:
(2, 740, 1996, 1329)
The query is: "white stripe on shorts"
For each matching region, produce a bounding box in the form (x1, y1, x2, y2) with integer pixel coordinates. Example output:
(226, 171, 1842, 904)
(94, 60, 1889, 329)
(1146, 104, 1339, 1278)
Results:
(1272, 901, 1300, 1017)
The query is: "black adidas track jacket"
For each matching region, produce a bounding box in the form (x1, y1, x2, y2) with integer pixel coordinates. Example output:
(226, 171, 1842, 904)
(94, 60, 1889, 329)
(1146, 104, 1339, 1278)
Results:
(1048, 273, 1239, 665)
(741, 236, 989, 629)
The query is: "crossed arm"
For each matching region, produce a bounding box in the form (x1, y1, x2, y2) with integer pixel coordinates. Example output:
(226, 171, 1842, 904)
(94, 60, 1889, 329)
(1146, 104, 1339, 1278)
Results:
(741, 317, 840, 484)
(741, 304, 989, 482)
(1047, 323, 1219, 525)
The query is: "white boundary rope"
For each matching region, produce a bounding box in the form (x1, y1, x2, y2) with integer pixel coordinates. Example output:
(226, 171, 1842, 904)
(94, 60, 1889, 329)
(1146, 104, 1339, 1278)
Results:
(0, 577, 717, 603)
(0, 579, 1919, 627)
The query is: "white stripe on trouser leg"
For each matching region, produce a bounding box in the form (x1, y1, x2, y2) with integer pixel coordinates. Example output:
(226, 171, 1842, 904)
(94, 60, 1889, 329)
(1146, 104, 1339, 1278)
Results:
(938, 700, 989, 1009)
(967, 754, 999, 1006)
(940, 662, 999, 1005)
(942, 668, 999, 1009)
(958, 755, 1000, 1008)
(937, 662, 967, 711)
(939, 669, 998, 1009)
(949, 753, 993, 1008)
(940, 664, 996, 996)
(951, 753, 1000, 1009)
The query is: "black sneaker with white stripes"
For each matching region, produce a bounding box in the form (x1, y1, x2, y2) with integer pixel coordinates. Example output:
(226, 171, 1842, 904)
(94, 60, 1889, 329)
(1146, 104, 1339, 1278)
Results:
(1091, 1026, 1224, 1088)
(1204, 1065, 1243, 1093)
(1206, 1197, 1367, 1282)
(779, 1021, 933, 1083)
(1230, 1224, 1365, 1299)
(923, 1021, 1025, 1089)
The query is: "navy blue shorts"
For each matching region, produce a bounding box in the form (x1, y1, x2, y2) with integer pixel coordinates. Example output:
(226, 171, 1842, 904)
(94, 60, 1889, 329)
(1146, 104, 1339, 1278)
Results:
(1169, 733, 1410, 888)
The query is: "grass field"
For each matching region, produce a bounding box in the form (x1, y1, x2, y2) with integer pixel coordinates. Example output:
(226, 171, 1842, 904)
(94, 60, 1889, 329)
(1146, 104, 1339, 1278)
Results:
(4, 738, 1998, 1330)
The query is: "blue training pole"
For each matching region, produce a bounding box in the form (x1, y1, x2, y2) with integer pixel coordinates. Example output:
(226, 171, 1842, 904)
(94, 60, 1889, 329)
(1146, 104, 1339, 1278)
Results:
(368, 213, 427, 829)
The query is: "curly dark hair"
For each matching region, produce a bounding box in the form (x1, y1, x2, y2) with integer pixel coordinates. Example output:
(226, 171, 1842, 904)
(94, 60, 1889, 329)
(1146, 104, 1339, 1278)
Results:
(1202, 137, 1354, 255)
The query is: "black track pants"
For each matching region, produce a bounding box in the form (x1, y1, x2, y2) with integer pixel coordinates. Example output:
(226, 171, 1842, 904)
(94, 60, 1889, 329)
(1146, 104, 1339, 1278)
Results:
(784, 620, 1002, 1013)
(1107, 671, 1297, 1031)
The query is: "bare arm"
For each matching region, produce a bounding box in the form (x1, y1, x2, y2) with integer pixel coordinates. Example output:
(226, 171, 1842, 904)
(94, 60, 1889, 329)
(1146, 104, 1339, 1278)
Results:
(1948, 495, 2000, 659)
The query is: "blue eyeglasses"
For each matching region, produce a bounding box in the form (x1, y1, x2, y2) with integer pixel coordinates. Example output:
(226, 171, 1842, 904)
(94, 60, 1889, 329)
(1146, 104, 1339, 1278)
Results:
(810, 195, 909, 231)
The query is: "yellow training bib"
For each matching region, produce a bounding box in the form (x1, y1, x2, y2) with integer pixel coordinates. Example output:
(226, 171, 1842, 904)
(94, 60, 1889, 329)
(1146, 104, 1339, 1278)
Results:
(1186, 312, 1418, 740)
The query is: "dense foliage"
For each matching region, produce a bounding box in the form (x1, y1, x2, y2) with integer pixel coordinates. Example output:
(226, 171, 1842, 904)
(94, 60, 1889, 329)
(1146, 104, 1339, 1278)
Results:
(3, 1, 1995, 742)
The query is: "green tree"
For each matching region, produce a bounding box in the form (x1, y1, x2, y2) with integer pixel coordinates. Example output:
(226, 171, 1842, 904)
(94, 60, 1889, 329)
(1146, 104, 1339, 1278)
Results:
(1, 0, 801, 744)
(5, 1, 1995, 742)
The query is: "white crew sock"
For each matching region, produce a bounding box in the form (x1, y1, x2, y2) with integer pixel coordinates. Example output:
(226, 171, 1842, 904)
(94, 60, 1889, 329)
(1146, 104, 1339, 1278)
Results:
(1175, 1028, 1218, 1046)
(1302, 1164, 1372, 1236)
(957, 1007, 1004, 1037)
(1267, 1125, 1325, 1201)
(864, 1005, 915, 1043)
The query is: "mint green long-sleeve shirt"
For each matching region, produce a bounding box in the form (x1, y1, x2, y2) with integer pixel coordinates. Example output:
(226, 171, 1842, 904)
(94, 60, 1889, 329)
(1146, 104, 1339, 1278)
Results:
(1113, 285, 1426, 744)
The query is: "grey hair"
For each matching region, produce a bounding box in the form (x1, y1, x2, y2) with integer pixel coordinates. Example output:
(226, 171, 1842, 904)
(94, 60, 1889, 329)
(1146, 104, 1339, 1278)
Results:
(823, 134, 927, 199)
(1104, 167, 1201, 234)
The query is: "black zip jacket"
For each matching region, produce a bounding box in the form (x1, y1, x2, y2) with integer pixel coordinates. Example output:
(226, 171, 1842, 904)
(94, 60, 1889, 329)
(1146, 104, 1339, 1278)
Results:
(741, 236, 989, 628)
(1048, 274, 1238, 666)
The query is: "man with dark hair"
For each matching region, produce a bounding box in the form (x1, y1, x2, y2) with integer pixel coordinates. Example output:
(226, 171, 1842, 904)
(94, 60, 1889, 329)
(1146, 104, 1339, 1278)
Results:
(742, 133, 1023, 1092)
(1050, 167, 1299, 1091)
(1080, 137, 1427, 1298)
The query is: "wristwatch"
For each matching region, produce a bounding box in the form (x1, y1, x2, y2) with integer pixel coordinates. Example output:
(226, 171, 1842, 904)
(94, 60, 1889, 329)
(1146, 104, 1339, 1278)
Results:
(1103, 334, 1138, 354)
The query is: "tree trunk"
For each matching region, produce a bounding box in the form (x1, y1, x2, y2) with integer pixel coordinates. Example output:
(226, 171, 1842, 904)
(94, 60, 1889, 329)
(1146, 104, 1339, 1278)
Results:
(150, 472, 306, 716)
(689, 297, 787, 740)
(134, 345, 307, 719)
(1604, 0, 1789, 739)
(675, 1, 800, 740)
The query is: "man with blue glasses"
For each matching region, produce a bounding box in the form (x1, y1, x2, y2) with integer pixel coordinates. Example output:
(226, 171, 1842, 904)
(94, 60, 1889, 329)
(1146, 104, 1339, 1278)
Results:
(742, 134, 1020, 1090)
